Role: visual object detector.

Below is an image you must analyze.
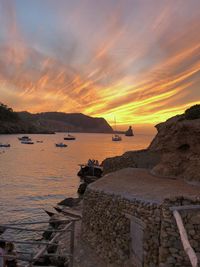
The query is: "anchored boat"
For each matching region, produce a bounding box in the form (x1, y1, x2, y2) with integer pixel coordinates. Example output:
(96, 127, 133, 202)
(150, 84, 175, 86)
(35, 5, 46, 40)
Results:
(0, 143, 11, 147)
(77, 159, 103, 178)
(64, 134, 76, 140)
(112, 134, 122, 141)
(55, 142, 67, 147)
(18, 136, 32, 141)
(21, 141, 34, 144)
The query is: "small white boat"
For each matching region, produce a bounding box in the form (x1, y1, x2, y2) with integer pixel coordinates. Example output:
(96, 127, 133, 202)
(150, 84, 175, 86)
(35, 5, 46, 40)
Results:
(21, 141, 34, 145)
(112, 134, 122, 141)
(64, 134, 76, 140)
(0, 143, 11, 147)
(112, 117, 122, 141)
(18, 136, 32, 141)
(55, 143, 67, 147)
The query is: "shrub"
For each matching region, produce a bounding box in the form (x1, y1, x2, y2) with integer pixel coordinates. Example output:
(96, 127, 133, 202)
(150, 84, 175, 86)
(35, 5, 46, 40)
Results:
(0, 103, 19, 121)
(185, 104, 200, 120)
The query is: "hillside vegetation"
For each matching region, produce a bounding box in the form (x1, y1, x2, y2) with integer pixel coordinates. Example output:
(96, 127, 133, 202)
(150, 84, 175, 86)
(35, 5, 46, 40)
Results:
(0, 103, 113, 134)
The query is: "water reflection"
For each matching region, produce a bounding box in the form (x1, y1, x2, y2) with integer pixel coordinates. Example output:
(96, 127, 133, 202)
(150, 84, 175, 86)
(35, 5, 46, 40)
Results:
(0, 132, 154, 225)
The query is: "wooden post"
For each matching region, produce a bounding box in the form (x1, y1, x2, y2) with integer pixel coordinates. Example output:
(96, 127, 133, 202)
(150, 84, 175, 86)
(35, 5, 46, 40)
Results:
(173, 210, 198, 267)
(69, 221, 75, 267)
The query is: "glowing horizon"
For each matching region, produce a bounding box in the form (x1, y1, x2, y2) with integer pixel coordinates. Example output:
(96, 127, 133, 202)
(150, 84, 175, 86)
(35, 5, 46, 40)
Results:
(0, 0, 200, 131)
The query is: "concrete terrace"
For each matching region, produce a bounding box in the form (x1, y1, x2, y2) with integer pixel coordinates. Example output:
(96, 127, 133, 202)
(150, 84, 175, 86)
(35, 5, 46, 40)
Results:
(89, 168, 200, 204)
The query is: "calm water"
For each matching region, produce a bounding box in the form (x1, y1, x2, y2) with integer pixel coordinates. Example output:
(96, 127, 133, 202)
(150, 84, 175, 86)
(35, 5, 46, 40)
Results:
(0, 133, 153, 242)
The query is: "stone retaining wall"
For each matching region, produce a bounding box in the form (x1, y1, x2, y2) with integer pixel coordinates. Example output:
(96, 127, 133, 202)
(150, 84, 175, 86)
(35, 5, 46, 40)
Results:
(102, 150, 161, 175)
(82, 189, 161, 266)
(82, 189, 200, 267)
(160, 197, 200, 267)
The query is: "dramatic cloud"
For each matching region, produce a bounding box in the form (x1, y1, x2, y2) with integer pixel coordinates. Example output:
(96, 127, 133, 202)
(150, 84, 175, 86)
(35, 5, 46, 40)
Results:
(0, 0, 200, 130)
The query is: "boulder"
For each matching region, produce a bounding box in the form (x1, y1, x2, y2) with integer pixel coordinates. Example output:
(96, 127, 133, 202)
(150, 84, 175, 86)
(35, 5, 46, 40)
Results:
(77, 183, 88, 195)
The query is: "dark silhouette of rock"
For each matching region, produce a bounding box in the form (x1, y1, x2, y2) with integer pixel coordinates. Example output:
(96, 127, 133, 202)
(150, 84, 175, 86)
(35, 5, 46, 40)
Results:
(149, 107, 200, 182)
(77, 183, 88, 195)
(0, 103, 113, 134)
(102, 149, 161, 174)
(103, 104, 200, 183)
(18, 111, 113, 133)
(125, 126, 134, 136)
(57, 197, 80, 207)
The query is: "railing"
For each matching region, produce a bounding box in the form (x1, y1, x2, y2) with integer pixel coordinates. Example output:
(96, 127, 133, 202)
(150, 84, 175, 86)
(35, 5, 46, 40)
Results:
(170, 205, 200, 267)
(0, 216, 79, 267)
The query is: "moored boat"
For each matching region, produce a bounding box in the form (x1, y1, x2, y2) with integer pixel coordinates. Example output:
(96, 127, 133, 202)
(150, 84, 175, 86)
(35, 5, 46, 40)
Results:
(0, 143, 11, 147)
(64, 134, 76, 140)
(77, 159, 103, 178)
(112, 134, 122, 141)
(21, 141, 34, 144)
(18, 136, 32, 141)
(55, 142, 67, 147)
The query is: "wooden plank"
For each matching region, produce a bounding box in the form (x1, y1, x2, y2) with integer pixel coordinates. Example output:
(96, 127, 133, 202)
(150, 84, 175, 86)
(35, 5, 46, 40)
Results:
(32, 222, 72, 262)
(54, 207, 82, 219)
(173, 210, 198, 267)
(170, 205, 200, 211)
(43, 253, 71, 257)
(0, 239, 57, 246)
(1, 219, 69, 226)
(1, 225, 66, 232)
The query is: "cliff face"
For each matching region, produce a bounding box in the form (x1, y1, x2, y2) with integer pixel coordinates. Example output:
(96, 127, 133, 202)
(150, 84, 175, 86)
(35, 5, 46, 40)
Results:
(18, 112, 113, 133)
(102, 150, 161, 174)
(0, 105, 113, 134)
(103, 105, 200, 182)
(149, 114, 200, 181)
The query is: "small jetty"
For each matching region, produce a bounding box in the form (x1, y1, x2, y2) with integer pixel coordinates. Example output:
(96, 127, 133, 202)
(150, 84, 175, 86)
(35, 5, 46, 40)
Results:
(0, 208, 81, 267)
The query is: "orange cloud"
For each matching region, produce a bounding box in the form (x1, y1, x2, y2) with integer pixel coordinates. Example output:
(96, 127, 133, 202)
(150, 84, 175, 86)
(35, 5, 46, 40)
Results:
(0, 0, 200, 131)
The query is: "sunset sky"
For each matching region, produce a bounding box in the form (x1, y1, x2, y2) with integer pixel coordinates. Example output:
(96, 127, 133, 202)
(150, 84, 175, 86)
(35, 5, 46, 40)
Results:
(0, 0, 200, 132)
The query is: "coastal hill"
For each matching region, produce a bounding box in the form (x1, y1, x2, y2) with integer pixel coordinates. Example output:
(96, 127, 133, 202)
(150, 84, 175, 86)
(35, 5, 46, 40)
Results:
(103, 104, 200, 182)
(0, 103, 113, 134)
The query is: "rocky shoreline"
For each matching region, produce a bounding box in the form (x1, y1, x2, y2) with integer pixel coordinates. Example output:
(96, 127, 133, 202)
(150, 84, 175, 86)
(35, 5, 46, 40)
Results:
(29, 104, 200, 266)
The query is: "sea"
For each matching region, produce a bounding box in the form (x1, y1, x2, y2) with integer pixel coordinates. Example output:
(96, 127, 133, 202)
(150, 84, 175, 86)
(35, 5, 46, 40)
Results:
(0, 132, 154, 247)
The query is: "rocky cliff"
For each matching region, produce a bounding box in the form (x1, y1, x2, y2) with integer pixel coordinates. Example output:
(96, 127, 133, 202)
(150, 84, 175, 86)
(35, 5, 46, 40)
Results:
(149, 105, 200, 182)
(18, 112, 113, 133)
(0, 103, 113, 134)
(103, 104, 200, 182)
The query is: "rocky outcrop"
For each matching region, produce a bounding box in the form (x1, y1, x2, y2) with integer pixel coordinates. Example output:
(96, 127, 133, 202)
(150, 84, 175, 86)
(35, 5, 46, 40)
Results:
(0, 103, 113, 134)
(125, 126, 134, 136)
(18, 111, 113, 133)
(149, 112, 200, 182)
(103, 104, 200, 182)
(102, 149, 161, 175)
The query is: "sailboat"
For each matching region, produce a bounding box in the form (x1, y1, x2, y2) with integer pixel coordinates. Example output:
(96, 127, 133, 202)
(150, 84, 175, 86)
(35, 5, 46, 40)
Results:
(64, 133, 76, 140)
(112, 117, 122, 141)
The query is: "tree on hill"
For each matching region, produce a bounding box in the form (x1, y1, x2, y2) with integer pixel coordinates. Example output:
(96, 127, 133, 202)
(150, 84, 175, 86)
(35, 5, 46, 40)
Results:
(0, 103, 19, 121)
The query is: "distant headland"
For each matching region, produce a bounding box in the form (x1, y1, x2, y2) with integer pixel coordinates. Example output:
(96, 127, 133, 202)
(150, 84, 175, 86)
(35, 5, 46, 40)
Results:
(0, 103, 113, 134)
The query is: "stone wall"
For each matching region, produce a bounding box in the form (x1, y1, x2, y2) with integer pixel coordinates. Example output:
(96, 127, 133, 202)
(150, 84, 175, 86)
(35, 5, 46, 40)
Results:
(82, 190, 200, 267)
(160, 197, 200, 267)
(82, 188, 161, 267)
(102, 150, 161, 175)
